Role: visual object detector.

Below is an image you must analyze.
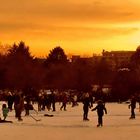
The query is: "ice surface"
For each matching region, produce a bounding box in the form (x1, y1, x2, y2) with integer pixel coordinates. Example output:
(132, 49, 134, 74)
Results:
(0, 102, 140, 140)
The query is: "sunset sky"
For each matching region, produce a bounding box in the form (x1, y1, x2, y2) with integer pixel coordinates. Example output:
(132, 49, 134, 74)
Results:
(0, 0, 140, 57)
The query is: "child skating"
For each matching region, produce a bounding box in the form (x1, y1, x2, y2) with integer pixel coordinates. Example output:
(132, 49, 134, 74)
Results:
(91, 100, 107, 127)
(2, 104, 9, 121)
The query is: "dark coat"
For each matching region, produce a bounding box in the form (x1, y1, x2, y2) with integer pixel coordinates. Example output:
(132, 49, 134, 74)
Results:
(92, 104, 107, 116)
(83, 97, 91, 110)
(130, 98, 136, 109)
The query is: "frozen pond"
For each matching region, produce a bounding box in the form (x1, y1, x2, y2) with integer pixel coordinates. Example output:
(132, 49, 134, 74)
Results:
(0, 102, 140, 140)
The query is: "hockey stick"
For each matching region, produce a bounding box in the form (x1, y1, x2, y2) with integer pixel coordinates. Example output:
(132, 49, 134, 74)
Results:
(44, 114, 54, 117)
(33, 109, 39, 115)
(30, 114, 41, 122)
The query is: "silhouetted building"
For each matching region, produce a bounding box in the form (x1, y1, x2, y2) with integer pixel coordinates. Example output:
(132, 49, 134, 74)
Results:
(102, 50, 135, 69)
(71, 55, 81, 63)
(71, 50, 135, 70)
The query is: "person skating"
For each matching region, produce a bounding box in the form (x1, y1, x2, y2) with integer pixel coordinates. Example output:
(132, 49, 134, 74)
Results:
(2, 104, 9, 121)
(128, 96, 136, 119)
(50, 91, 56, 111)
(7, 92, 14, 111)
(24, 94, 32, 116)
(60, 93, 68, 111)
(91, 100, 107, 127)
(82, 92, 91, 121)
(14, 93, 24, 121)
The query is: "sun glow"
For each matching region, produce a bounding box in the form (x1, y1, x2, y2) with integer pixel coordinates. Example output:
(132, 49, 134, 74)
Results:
(0, 0, 140, 57)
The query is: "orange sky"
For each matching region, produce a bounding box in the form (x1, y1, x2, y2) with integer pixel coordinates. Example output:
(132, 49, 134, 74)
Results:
(0, 0, 140, 57)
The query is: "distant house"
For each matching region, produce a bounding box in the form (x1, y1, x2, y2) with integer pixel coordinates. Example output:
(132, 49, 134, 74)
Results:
(71, 50, 135, 70)
(102, 50, 135, 69)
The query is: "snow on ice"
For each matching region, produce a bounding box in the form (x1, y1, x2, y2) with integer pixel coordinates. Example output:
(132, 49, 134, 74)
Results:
(0, 102, 140, 140)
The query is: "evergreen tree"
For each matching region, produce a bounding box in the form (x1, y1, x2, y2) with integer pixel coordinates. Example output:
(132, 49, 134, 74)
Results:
(45, 46, 68, 66)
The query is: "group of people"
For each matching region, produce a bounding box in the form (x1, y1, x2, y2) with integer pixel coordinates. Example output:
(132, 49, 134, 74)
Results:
(82, 93, 139, 127)
(1, 92, 107, 127)
(82, 92, 107, 127)
(1, 92, 25, 122)
(0, 90, 138, 127)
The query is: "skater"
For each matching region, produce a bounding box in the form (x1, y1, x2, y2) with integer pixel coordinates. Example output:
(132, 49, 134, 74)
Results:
(82, 92, 91, 121)
(14, 93, 24, 121)
(91, 100, 107, 127)
(72, 95, 78, 107)
(128, 96, 136, 119)
(60, 93, 68, 111)
(24, 94, 32, 116)
(2, 104, 9, 121)
(7, 91, 14, 111)
(50, 91, 56, 111)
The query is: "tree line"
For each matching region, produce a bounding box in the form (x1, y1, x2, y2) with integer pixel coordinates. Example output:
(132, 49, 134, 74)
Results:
(0, 41, 140, 101)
